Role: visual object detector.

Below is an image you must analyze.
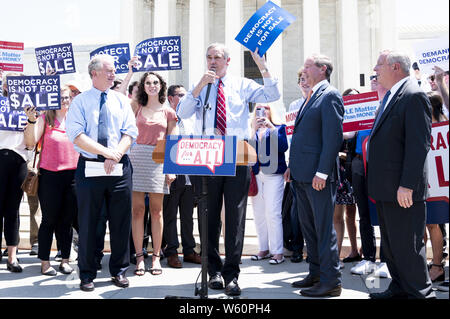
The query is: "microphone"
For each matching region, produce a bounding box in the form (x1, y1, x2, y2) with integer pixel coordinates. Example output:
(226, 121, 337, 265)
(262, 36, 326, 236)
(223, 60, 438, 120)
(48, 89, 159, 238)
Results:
(204, 67, 216, 107)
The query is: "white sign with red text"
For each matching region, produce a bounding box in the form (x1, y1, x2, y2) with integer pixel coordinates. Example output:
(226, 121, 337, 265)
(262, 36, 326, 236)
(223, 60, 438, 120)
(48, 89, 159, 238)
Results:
(176, 138, 225, 173)
(343, 92, 379, 133)
(426, 121, 449, 202)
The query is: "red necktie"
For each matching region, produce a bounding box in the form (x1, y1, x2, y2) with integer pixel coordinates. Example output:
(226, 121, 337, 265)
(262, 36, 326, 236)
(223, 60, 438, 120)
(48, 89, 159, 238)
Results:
(216, 79, 226, 135)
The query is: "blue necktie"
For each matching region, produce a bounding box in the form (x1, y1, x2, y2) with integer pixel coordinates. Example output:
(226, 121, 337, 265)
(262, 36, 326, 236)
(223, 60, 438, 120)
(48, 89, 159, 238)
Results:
(367, 90, 391, 162)
(98, 92, 108, 159)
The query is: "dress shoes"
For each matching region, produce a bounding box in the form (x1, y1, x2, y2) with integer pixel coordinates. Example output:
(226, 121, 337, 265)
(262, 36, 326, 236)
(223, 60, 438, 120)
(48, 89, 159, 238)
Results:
(342, 254, 362, 263)
(291, 274, 320, 288)
(167, 254, 182, 268)
(112, 274, 129, 288)
(184, 252, 202, 264)
(208, 273, 224, 290)
(291, 251, 303, 263)
(225, 278, 241, 296)
(41, 266, 57, 276)
(7, 260, 23, 273)
(369, 290, 408, 299)
(80, 280, 95, 292)
(300, 283, 342, 297)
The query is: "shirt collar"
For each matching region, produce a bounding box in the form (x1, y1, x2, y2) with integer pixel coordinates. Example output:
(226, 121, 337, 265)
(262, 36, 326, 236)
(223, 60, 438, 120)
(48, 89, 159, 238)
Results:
(311, 79, 329, 94)
(91, 86, 110, 97)
(389, 76, 409, 97)
(216, 74, 230, 86)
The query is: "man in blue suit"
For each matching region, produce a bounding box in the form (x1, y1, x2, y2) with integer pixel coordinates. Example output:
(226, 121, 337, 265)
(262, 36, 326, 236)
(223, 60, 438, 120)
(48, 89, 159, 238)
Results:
(285, 54, 344, 297)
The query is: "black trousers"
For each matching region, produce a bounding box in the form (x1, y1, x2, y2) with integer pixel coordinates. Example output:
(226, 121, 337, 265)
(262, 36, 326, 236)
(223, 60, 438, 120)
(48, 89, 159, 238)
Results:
(162, 175, 197, 257)
(0, 149, 27, 247)
(376, 200, 434, 298)
(75, 156, 132, 281)
(207, 165, 250, 284)
(292, 179, 341, 287)
(37, 168, 77, 261)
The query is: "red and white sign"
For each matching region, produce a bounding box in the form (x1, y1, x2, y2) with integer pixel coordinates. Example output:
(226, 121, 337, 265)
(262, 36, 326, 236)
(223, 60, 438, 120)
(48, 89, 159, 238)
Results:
(426, 121, 449, 202)
(285, 109, 298, 145)
(0, 41, 24, 72)
(343, 92, 379, 133)
(176, 138, 225, 173)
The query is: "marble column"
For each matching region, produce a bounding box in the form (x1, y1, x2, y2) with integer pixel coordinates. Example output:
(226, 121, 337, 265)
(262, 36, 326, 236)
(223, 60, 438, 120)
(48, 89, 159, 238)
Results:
(188, 0, 209, 87)
(225, 0, 243, 76)
(302, 0, 320, 58)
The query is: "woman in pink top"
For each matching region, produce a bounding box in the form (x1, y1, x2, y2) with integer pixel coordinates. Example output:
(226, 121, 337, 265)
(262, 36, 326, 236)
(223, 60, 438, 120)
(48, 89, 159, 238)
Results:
(24, 86, 79, 276)
(129, 72, 177, 276)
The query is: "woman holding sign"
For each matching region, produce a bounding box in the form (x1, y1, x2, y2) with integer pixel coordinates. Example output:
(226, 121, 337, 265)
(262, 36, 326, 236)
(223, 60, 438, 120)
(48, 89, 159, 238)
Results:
(129, 72, 176, 276)
(23, 85, 78, 276)
(249, 103, 288, 265)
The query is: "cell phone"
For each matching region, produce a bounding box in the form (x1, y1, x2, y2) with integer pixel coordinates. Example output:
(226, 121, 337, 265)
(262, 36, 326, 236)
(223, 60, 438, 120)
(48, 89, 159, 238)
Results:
(256, 108, 266, 118)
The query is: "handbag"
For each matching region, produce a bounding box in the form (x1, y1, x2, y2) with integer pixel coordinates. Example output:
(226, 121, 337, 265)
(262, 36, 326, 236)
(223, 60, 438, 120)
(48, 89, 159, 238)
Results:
(248, 169, 258, 197)
(21, 119, 46, 196)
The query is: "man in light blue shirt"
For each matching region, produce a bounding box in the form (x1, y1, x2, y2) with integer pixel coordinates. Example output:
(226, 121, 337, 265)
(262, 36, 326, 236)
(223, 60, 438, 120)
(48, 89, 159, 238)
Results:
(66, 54, 138, 292)
(177, 43, 280, 296)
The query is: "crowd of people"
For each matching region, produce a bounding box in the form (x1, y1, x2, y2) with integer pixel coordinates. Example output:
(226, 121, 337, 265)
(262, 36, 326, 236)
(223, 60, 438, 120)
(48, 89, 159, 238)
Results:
(0, 42, 448, 298)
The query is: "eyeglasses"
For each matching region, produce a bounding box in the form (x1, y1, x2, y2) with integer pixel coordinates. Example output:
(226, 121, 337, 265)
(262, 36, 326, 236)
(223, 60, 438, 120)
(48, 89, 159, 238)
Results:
(61, 96, 71, 101)
(146, 80, 160, 86)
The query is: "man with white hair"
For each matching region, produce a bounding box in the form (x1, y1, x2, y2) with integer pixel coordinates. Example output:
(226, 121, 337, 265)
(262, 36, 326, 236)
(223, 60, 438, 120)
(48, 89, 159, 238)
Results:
(367, 50, 435, 299)
(66, 54, 138, 292)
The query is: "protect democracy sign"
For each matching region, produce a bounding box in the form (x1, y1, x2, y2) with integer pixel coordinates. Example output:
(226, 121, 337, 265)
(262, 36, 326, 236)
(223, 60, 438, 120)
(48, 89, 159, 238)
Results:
(0, 41, 24, 72)
(413, 37, 449, 75)
(133, 36, 182, 72)
(35, 43, 76, 75)
(426, 121, 449, 202)
(0, 96, 27, 131)
(343, 92, 379, 133)
(235, 0, 296, 57)
(163, 135, 237, 176)
(90, 43, 131, 74)
(7, 75, 60, 111)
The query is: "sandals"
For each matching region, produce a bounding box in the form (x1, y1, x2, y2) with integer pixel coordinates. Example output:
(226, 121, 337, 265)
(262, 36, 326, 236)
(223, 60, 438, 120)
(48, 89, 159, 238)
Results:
(134, 252, 145, 276)
(251, 252, 271, 261)
(430, 263, 445, 282)
(150, 254, 162, 275)
(269, 256, 285, 265)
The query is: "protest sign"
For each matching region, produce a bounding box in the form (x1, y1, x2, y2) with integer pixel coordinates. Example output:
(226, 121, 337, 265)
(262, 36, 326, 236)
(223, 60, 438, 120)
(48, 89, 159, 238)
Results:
(426, 121, 449, 202)
(413, 37, 449, 75)
(285, 109, 298, 145)
(35, 43, 76, 75)
(0, 41, 24, 72)
(163, 135, 237, 176)
(133, 36, 182, 72)
(0, 96, 27, 131)
(7, 75, 60, 111)
(90, 43, 131, 74)
(235, 0, 296, 57)
(343, 91, 379, 133)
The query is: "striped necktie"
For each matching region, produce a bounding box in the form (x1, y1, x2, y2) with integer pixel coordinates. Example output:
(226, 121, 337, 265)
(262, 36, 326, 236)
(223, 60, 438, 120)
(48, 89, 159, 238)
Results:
(216, 79, 226, 135)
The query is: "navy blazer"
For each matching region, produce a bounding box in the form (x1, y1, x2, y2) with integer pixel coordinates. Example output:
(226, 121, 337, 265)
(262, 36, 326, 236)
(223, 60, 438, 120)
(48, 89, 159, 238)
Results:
(289, 82, 344, 183)
(251, 124, 289, 175)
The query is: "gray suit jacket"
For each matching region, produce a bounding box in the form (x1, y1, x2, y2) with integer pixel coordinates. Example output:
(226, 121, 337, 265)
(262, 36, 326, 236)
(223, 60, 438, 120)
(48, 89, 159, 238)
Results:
(289, 82, 344, 183)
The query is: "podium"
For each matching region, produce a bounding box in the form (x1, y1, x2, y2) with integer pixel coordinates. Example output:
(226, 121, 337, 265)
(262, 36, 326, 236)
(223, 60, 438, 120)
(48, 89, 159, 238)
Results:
(152, 137, 256, 299)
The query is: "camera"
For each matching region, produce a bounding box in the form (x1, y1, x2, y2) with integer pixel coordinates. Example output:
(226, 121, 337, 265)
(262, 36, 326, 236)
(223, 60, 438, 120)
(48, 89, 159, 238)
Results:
(255, 108, 266, 118)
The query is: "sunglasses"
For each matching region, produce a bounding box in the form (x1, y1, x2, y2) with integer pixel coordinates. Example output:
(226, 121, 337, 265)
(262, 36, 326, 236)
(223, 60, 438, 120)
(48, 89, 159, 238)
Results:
(428, 76, 435, 81)
(370, 75, 378, 81)
(173, 93, 185, 98)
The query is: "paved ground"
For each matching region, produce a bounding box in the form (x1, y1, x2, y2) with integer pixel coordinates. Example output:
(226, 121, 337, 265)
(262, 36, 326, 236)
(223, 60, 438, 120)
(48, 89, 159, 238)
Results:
(0, 250, 448, 300)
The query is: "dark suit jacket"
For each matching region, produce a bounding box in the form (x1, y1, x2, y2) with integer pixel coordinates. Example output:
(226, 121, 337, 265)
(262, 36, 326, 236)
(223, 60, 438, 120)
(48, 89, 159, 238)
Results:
(367, 79, 432, 202)
(289, 81, 344, 183)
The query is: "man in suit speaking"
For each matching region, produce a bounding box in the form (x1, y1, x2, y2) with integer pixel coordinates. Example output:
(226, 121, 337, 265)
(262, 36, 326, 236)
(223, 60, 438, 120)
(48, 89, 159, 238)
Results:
(285, 54, 344, 297)
(367, 50, 435, 299)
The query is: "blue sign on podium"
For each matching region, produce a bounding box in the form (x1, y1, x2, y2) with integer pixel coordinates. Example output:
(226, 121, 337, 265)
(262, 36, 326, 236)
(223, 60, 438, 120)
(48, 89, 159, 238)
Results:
(163, 135, 237, 176)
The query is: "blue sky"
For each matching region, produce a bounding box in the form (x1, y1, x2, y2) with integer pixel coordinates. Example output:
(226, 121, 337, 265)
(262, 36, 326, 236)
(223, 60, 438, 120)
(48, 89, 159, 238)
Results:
(0, 0, 448, 47)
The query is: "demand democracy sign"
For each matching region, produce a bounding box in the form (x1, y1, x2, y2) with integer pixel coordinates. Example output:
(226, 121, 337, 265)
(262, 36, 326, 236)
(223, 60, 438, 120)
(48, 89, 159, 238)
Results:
(90, 43, 131, 74)
(7, 75, 60, 111)
(235, 0, 296, 57)
(163, 135, 237, 176)
(413, 37, 449, 75)
(35, 43, 76, 75)
(426, 121, 449, 202)
(343, 92, 379, 133)
(0, 96, 27, 131)
(0, 41, 24, 72)
(133, 36, 182, 72)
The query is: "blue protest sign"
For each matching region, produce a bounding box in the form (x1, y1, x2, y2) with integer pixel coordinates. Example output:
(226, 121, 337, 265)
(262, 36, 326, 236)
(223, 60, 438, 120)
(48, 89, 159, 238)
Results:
(163, 135, 237, 176)
(90, 43, 131, 74)
(7, 75, 61, 111)
(133, 36, 182, 72)
(35, 43, 76, 75)
(235, 0, 296, 57)
(0, 96, 27, 131)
